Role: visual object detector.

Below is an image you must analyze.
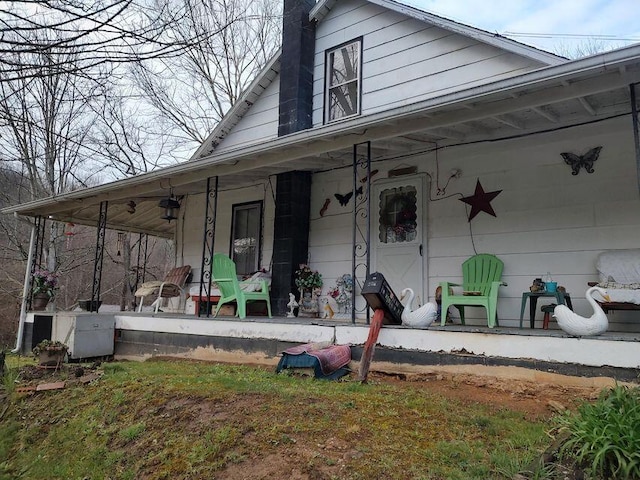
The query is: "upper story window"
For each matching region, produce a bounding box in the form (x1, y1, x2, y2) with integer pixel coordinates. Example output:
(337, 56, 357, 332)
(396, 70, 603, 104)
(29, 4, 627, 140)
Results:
(325, 39, 362, 123)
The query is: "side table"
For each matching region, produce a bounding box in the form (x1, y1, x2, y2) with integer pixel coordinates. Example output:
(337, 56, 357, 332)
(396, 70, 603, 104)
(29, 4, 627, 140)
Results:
(519, 291, 573, 328)
(191, 295, 220, 315)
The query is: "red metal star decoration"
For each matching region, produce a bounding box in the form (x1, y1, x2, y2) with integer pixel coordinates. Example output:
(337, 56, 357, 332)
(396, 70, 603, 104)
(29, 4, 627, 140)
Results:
(459, 179, 502, 221)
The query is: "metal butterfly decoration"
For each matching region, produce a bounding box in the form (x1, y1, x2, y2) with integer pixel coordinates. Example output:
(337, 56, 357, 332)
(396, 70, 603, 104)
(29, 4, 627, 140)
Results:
(560, 146, 602, 175)
(334, 186, 363, 206)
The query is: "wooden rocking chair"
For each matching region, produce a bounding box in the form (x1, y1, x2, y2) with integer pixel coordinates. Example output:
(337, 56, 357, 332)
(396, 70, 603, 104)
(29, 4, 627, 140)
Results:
(135, 265, 192, 313)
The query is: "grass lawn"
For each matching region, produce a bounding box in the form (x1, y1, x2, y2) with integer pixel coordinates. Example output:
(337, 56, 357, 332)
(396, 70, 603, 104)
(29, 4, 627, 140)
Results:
(1, 355, 563, 480)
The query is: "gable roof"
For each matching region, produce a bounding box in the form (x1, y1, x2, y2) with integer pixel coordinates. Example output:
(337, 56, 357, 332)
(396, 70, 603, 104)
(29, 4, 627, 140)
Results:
(195, 0, 567, 159)
(5, 43, 640, 237)
(310, 0, 565, 66)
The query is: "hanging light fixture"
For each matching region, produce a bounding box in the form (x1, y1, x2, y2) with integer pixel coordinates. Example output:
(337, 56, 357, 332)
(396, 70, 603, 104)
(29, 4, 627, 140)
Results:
(126, 200, 136, 214)
(159, 191, 180, 222)
(116, 232, 125, 257)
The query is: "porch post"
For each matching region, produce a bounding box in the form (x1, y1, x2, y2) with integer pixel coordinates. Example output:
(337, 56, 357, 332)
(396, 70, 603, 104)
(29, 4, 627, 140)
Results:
(29, 215, 47, 310)
(132, 233, 148, 310)
(629, 83, 640, 195)
(271, 171, 312, 315)
(12, 218, 37, 353)
(352, 142, 372, 324)
(91, 201, 108, 312)
(198, 176, 218, 317)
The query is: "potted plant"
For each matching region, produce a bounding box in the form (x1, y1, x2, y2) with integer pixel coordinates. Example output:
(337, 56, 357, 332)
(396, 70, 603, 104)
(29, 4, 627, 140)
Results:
(294, 264, 323, 317)
(33, 339, 68, 367)
(31, 268, 59, 311)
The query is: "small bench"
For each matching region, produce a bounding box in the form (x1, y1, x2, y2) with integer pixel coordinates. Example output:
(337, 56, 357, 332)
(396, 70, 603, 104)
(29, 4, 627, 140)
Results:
(587, 282, 640, 313)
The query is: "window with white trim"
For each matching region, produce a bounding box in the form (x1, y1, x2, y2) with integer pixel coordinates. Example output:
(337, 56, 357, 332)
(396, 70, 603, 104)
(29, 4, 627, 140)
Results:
(230, 201, 262, 275)
(325, 39, 361, 122)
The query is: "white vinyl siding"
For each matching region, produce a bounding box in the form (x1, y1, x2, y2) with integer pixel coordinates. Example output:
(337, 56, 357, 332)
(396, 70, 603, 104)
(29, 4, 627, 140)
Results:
(307, 116, 640, 330)
(214, 77, 280, 153)
(312, 0, 547, 126)
(179, 181, 276, 293)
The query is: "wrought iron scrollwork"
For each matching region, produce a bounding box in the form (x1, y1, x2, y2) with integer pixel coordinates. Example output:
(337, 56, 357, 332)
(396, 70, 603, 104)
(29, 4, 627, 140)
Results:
(132, 233, 148, 309)
(199, 176, 219, 317)
(91, 201, 108, 312)
(27, 215, 47, 310)
(352, 141, 371, 324)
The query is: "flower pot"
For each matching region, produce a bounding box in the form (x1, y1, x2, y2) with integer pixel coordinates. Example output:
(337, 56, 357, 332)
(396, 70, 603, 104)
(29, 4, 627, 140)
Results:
(38, 348, 67, 367)
(298, 289, 319, 318)
(32, 293, 50, 311)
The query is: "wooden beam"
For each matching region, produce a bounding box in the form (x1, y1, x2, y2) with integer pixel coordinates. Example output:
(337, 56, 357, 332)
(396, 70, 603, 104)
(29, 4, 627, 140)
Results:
(577, 97, 597, 116)
(531, 106, 558, 123)
(492, 114, 524, 129)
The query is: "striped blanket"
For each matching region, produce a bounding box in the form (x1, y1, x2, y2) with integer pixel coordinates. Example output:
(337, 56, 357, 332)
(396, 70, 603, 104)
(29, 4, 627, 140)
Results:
(276, 343, 352, 379)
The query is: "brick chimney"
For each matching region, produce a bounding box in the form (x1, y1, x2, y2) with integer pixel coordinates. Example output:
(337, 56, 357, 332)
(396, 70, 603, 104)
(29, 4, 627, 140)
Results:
(278, 0, 316, 136)
(272, 0, 316, 314)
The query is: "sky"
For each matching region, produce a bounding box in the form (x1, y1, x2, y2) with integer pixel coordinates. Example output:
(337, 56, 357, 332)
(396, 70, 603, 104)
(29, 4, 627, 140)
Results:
(404, 0, 640, 56)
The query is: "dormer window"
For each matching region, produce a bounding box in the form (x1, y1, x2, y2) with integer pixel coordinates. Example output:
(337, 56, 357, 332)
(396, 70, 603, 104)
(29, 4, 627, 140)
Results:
(325, 39, 362, 123)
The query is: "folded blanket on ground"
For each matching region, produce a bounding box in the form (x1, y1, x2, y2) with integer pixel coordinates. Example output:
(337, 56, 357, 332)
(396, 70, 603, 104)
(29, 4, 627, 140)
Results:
(276, 342, 352, 379)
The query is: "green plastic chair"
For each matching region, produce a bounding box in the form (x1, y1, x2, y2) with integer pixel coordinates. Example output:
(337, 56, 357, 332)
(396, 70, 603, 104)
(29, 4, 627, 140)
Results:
(212, 254, 272, 319)
(439, 254, 506, 328)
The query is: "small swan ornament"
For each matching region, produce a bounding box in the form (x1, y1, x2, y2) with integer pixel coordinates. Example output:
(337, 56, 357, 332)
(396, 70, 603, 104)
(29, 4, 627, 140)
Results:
(553, 286, 610, 336)
(400, 288, 438, 327)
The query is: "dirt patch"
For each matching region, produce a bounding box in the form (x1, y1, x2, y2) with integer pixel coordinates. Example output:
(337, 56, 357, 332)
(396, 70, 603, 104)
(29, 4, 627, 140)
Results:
(8, 359, 620, 479)
(370, 370, 602, 420)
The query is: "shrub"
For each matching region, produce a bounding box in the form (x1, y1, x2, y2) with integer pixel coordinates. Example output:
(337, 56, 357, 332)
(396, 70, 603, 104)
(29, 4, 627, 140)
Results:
(559, 384, 640, 479)
(32, 339, 68, 357)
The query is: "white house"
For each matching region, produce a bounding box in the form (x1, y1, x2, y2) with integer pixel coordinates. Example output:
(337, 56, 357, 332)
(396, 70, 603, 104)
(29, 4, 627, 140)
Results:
(4, 0, 640, 380)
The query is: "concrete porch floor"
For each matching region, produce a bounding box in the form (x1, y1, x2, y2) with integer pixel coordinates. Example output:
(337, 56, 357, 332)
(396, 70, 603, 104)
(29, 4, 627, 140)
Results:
(20, 310, 639, 383)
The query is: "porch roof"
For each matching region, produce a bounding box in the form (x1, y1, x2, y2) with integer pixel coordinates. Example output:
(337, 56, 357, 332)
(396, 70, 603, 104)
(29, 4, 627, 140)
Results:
(3, 44, 640, 238)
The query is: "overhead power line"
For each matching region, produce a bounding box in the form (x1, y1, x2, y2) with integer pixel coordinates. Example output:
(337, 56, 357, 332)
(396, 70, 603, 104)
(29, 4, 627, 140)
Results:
(503, 31, 640, 42)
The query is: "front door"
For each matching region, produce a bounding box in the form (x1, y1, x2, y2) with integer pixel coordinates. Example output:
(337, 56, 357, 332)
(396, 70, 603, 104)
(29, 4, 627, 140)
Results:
(371, 175, 426, 305)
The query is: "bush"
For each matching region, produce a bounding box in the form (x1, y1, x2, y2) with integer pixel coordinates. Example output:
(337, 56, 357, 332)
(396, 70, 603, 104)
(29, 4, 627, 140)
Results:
(559, 384, 640, 479)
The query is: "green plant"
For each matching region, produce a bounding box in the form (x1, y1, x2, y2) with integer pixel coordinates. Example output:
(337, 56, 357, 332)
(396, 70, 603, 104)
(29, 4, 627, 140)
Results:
(294, 264, 322, 290)
(32, 339, 68, 357)
(32, 268, 59, 298)
(559, 384, 640, 479)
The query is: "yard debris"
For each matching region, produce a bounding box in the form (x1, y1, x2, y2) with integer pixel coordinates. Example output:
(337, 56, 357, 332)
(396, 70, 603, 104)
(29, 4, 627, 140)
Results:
(16, 386, 37, 394)
(36, 381, 66, 391)
(72, 372, 102, 384)
(8, 362, 104, 394)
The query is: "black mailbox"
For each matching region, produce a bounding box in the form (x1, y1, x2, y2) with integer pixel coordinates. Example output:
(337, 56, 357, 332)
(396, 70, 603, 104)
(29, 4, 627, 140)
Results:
(361, 272, 403, 325)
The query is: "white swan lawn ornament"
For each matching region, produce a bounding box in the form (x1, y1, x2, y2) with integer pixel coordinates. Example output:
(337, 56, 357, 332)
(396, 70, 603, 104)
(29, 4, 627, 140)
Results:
(400, 288, 438, 327)
(553, 286, 610, 336)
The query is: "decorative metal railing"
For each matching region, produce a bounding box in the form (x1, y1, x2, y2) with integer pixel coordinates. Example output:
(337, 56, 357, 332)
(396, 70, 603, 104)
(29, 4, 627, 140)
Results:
(91, 201, 108, 312)
(352, 141, 372, 324)
(198, 176, 219, 317)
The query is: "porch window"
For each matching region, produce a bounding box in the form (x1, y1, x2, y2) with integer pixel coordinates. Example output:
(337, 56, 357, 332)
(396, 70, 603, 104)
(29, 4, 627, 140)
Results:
(325, 39, 362, 123)
(230, 201, 262, 275)
(379, 186, 417, 243)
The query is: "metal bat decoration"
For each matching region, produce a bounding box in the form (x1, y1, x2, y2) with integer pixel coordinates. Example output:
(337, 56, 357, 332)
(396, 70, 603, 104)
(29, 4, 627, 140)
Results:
(560, 146, 602, 175)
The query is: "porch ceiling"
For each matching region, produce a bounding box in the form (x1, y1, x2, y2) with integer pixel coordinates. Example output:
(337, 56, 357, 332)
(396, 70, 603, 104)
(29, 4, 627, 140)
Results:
(4, 47, 640, 238)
